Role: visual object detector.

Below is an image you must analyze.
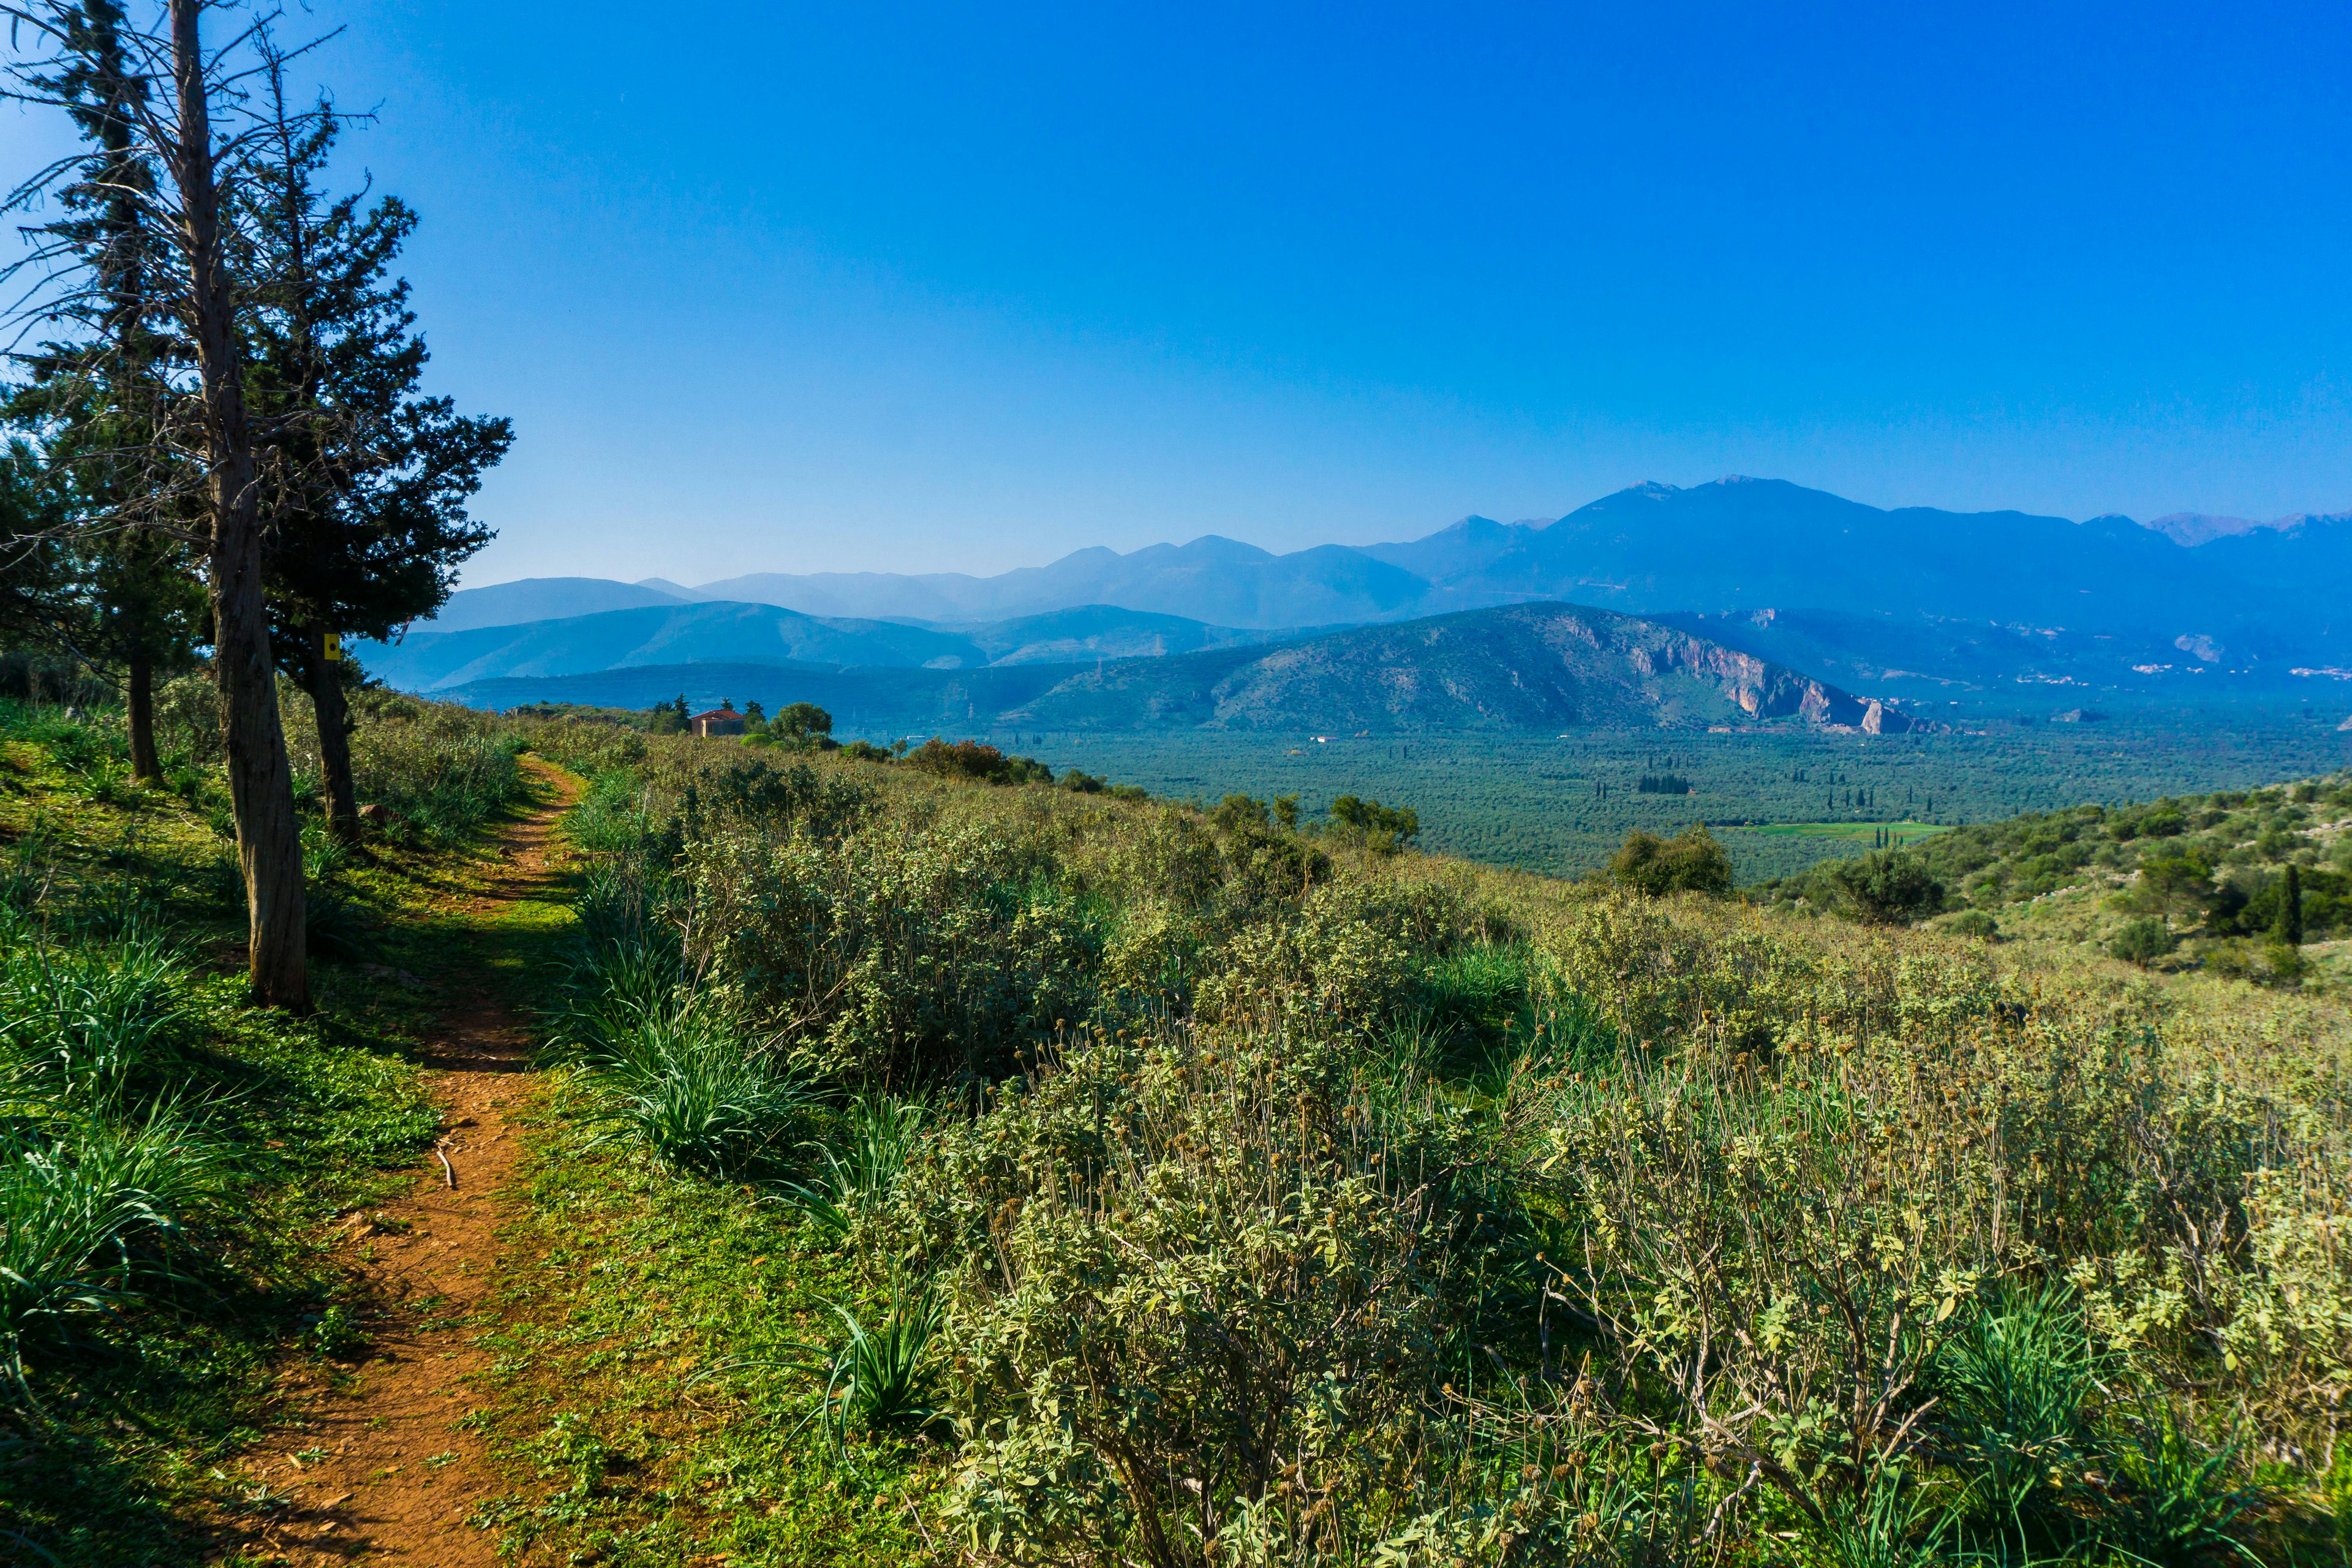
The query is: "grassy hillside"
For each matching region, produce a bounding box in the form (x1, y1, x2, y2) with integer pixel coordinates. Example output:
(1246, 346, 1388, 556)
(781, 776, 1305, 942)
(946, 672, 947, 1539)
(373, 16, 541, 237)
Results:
(0, 691, 545, 1559)
(17, 684, 2352, 1565)
(1760, 771, 2352, 991)
(458, 711, 2352, 1566)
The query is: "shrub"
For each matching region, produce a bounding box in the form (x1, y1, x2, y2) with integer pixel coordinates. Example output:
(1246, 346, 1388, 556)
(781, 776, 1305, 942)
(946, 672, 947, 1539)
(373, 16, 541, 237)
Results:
(1327, 792, 1419, 854)
(1608, 824, 1733, 895)
(683, 821, 1102, 1085)
(1193, 883, 1419, 1038)
(2110, 916, 2178, 967)
(903, 1023, 1510, 1564)
(701, 757, 873, 838)
(907, 738, 1050, 785)
(1948, 908, 1999, 940)
(1826, 848, 1946, 924)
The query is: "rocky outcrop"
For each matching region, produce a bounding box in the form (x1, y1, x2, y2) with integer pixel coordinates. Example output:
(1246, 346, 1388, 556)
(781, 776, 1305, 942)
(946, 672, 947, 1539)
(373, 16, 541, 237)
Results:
(1008, 600, 1941, 733)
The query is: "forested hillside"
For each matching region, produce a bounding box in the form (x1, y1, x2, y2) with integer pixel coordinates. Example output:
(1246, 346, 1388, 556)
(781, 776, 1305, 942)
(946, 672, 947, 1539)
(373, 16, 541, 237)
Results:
(1762, 771, 2352, 988)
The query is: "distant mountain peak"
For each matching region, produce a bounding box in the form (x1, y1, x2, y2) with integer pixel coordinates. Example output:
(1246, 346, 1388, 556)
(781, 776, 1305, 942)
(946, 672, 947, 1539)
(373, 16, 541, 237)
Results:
(2135, 508, 2348, 546)
(2142, 513, 2273, 547)
(455, 475, 2339, 655)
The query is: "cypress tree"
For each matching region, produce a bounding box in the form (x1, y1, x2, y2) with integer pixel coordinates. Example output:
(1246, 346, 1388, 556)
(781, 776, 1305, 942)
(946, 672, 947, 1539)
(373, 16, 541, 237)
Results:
(7, 0, 325, 1005)
(2274, 864, 2304, 948)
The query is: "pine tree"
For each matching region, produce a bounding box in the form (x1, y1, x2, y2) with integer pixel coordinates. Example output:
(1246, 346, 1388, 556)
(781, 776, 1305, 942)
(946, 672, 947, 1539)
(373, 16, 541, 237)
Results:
(238, 55, 508, 836)
(1, 0, 200, 781)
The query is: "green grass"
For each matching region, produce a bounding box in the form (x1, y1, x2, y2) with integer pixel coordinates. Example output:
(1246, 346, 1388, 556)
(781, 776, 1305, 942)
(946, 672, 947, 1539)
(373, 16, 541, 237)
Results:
(467, 1084, 940, 1566)
(0, 696, 556, 1564)
(1742, 820, 1951, 841)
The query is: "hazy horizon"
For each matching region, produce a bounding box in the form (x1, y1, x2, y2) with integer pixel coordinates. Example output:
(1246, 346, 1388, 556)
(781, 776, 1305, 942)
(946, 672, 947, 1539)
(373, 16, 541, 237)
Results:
(12, 2, 2346, 590)
(451, 478, 2346, 595)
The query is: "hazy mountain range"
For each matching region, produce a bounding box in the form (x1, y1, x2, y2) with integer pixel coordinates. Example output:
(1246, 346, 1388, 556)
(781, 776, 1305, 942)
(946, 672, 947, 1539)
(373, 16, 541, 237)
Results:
(437, 603, 1928, 736)
(422, 474, 2346, 656)
(364, 602, 1308, 692)
(380, 475, 2352, 729)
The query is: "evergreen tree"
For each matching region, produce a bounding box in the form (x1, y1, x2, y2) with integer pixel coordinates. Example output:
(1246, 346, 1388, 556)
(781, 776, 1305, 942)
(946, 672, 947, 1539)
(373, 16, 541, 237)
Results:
(2274, 864, 2304, 947)
(2, 0, 200, 781)
(5, 0, 320, 1006)
(238, 57, 510, 835)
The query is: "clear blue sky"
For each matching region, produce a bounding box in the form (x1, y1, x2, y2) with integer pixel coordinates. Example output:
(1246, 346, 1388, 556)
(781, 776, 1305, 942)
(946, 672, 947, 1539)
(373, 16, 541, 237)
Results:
(14, 2, 2352, 585)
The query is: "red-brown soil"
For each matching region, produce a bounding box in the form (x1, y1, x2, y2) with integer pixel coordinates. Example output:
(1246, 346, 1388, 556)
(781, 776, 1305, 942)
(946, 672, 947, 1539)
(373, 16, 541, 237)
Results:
(217, 761, 578, 1566)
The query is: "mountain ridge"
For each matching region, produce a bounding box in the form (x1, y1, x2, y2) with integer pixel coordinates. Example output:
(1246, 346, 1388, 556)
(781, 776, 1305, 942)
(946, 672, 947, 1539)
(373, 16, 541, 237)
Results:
(433, 601, 1932, 737)
(434, 478, 2346, 662)
(361, 601, 1310, 690)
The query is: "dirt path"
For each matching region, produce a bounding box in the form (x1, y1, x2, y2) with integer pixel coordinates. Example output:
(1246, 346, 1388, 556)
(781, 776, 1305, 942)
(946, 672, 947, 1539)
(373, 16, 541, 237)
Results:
(227, 760, 580, 1567)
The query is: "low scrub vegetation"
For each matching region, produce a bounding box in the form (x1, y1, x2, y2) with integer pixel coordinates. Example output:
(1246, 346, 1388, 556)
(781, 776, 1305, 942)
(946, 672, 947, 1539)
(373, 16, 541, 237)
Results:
(500, 716, 2352, 1566)
(1757, 771, 2352, 986)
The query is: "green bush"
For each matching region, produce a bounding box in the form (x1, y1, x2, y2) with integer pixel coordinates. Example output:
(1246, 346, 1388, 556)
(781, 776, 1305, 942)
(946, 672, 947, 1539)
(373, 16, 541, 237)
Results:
(2110, 916, 2179, 967)
(906, 737, 1050, 785)
(901, 1023, 1515, 1564)
(684, 821, 1102, 1085)
(1826, 848, 1947, 924)
(1948, 908, 1999, 940)
(1608, 823, 1733, 895)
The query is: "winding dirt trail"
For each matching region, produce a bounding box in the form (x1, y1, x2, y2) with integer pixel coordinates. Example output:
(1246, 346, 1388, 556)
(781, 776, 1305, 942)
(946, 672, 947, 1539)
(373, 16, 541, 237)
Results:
(225, 760, 580, 1567)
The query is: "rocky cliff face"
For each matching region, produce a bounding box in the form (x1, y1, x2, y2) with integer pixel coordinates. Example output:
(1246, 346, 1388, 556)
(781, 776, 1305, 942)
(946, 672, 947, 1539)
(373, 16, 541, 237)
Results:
(1006, 601, 1931, 733)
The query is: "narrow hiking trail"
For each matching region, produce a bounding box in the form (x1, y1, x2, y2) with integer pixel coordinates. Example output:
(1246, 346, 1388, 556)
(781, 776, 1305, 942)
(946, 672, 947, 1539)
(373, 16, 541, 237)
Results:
(222, 759, 581, 1567)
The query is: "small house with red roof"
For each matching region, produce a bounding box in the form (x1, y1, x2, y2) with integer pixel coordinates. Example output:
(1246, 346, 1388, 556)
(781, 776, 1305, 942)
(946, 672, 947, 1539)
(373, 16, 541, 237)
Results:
(690, 706, 745, 738)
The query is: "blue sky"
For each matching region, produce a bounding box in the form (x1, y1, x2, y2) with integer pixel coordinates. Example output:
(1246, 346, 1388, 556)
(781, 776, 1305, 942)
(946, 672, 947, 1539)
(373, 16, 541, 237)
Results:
(13, 2, 2352, 584)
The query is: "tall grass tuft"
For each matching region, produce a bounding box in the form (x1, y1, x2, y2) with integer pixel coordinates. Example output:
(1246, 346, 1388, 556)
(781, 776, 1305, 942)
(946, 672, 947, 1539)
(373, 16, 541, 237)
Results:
(812, 1278, 941, 1443)
(0, 1107, 219, 1411)
(552, 940, 810, 1177)
(782, 1094, 925, 1236)
(0, 934, 191, 1104)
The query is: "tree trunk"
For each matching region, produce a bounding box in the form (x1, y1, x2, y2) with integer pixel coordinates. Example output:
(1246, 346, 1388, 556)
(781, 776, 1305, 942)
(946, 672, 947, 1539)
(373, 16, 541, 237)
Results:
(172, 0, 307, 1011)
(126, 647, 159, 782)
(304, 625, 361, 840)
